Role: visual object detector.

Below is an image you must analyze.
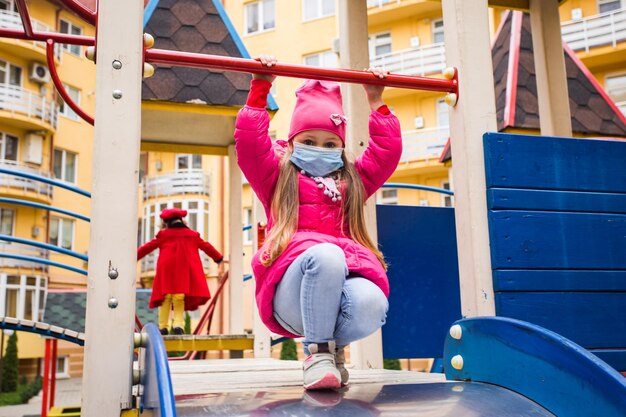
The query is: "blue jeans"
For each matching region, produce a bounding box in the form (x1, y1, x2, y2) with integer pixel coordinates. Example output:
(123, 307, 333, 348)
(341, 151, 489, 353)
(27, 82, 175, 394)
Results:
(273, 243, 388, 355)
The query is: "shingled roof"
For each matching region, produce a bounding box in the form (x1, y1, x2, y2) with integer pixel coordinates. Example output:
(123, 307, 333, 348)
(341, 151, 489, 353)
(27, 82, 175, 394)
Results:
(494, 10, 626, 136)
(142, 0, 269, 108)
(43, 290, 157, 333)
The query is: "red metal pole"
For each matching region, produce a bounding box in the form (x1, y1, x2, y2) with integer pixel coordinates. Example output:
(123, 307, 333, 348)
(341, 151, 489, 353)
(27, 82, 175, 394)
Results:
(49, 339, 58, 408)
(41, 339, 51, 417)
(58, 0, 97, 25)
(145, 49, 458, 94)
(14, 0, 33, 38)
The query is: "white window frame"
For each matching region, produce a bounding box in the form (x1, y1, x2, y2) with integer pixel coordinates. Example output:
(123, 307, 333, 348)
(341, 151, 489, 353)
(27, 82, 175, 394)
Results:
(0, 207, 15, 236)
(58, 84, 80, 120)
(432, 19, 445, 44)
(53, 148, 78, 183)
(598, 0, 623, 14)
(0, 1, 16, 12)
(378, 188, 398, 205)
(176, 154, 202, 171)
(243, 207, 253, 245)
(302, 0, 335, 22)
(245, 0, 275, 35)
(0, 274, 46, 321)
(49, 216, 75, 251)
(303, 51, 338, 68)
(441, 180, 453, 207)
(0, 132, 18, 161)
(369, 32, 392, 59)
(0, 59, 22, 88)
(59, 19, 83, 56)
(437, 98, 450, 127)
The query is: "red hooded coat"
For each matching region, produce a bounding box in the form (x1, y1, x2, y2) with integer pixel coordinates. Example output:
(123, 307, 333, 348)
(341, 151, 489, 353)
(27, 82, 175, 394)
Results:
(137, 227, 222, 310)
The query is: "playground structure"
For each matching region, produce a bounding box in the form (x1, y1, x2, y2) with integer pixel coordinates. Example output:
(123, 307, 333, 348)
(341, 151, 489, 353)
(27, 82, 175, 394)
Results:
(0, 0, 624, 416)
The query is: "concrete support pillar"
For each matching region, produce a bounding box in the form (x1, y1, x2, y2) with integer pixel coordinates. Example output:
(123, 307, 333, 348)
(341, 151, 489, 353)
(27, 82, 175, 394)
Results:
(441, 0, 497, 317)
(228, 144, 244, 337)
(338, 0, 383, 369)
(81, 0, 143, 414)
(529, 0, 572, 137)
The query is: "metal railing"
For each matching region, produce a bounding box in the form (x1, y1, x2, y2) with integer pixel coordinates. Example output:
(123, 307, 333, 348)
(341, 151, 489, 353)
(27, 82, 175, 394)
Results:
(0, 241, 49, 270)
(367, 0, 401, 8)
(143, 169, 210, 199)
(0, 10, 61, 57)
(0, 84, 58, 128)
(562, 7, 626, 52)
(0, 160, 53, 197)
(616, 100, 626, 115)
(371, 43, 446, 77)
(400, 126, 449, 163)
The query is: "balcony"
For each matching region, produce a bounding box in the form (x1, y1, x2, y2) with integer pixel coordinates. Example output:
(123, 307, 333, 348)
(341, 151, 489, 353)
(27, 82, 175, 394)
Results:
(0, 10, 61, 60)
(616, 101, 626, 115)
(0, 241, 49, 271)
(0, 85, 58, 131)
(0, 160, 53, 200)
(371, 43, 446, 77)
(143, 169, 210, 200)
(562, 8, 626, 53)
(400, 127, 449, 164)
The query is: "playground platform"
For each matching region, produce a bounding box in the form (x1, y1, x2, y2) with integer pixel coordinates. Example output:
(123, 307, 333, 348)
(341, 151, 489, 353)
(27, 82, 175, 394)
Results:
(170, 359, 555, 416)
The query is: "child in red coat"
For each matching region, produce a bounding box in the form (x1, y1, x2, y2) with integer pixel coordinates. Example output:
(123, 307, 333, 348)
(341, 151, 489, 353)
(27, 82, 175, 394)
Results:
(137, 208, 224, 335)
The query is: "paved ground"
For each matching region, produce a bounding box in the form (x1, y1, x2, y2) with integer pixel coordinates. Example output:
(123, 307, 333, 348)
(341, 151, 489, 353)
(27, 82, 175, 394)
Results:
(0, 377, 81, 417)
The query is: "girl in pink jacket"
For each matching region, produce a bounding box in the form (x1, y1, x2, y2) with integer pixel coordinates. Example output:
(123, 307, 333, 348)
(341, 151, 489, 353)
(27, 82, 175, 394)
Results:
(235, 56, 402, 390)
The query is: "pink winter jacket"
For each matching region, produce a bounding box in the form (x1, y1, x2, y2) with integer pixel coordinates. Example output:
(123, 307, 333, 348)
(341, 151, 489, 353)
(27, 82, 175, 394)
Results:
(235, 105, 402, 337)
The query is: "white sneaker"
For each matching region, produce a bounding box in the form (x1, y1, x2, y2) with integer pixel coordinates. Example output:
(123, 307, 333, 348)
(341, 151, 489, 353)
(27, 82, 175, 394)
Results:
(303, 342, 341, 390)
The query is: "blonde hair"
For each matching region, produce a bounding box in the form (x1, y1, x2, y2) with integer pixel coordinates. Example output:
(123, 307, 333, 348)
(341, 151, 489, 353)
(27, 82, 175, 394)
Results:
(261, 146, 387, 270)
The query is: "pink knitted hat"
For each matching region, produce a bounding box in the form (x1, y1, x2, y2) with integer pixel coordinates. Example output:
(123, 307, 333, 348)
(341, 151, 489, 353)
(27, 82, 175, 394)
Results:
(288, 80, 347, 142)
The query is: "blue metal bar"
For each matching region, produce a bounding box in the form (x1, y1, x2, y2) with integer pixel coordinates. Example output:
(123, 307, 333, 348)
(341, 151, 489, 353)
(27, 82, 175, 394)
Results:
(243, 224, 252, 231)
(271, 336, 290, 346)
(243, 274, 253, 281)
(0, 321, 84, 346)
(0, 234, 88, 261)
(382, 182, 454, 196)
(0, 168, 91, 197)
(0, 254, 87, 275)
(0, 197, 90, 222)
(141, 323, 176, 416)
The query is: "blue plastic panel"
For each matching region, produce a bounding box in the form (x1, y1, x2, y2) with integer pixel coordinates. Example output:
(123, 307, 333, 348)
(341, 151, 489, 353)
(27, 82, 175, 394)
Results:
(444, 317, 626, 417)
(142, 323, 177, 417)
(377, 205, 462, 359)
(494, 270, 626, 291)
(495, 292, 626, 348)
(488, 188, 626, 214)
(483, 133, 626, 193)
(488, 210, 626, 269)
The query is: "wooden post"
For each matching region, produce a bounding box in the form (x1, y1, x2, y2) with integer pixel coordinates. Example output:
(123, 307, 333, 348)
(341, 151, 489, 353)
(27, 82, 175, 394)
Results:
(81, 0, 143, 414)
(441, 0, 497, 317)
(228, 144, 244, 340)
(252, 196, 271, 358)
(337, 0, 383, 369)
(529, 0, 572, 137)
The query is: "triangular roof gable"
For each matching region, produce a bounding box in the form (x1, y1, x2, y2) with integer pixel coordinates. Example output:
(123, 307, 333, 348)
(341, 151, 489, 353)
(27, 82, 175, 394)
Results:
(493, 11, 626, 137)
(141, 0, 278, 110)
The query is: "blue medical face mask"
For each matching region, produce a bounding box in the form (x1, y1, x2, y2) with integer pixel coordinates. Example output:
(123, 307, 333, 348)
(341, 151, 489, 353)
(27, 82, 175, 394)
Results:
(290, 142, 344, 177)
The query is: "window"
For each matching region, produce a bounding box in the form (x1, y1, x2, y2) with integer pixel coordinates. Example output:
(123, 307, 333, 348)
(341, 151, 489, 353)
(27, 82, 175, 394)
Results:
(59, 19, 82, 56)
(378, 188, 398, 205)
(53, 149, 77, 183)
(369, 32, 392, 58)
(0, 59, 22, 88)
(49, 217, 74, 250)
(0, 207, 14, 235)
(1, 274, 47, 321)
(437, 98, 450, 127)
(303, 0, 335, 21)
(442, 181, 453, 207)
(245, 0, 275, 35)
(598, 0, 623, 13)
(139, 153, 147, 183)
(57, 84, 80, 120)
(176, 154, 202, 171)
(243, 207, 252, 244)
(0, 1, 16, 12)
(605, 73, 626, 115)
(432, 19, 445, 44)
(304, 51, 338, 68)
(0, 133, 18, 161)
